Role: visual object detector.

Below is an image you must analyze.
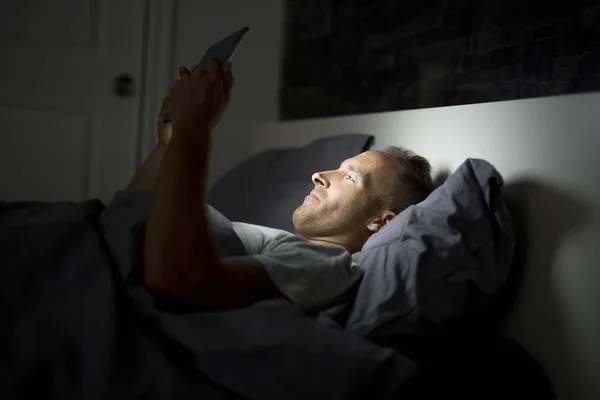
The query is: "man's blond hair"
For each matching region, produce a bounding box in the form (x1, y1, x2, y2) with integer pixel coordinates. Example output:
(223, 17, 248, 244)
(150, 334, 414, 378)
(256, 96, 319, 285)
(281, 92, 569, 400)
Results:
(377, 146, 435, 213)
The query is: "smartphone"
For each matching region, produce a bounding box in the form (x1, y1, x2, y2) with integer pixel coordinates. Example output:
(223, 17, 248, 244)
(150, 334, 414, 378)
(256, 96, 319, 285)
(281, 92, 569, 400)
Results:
(163, 26, 249, 123)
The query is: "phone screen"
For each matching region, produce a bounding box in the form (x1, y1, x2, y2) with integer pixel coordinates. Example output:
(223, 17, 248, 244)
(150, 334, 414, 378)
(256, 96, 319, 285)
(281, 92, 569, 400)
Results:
(163, 27, 249, 123)
(194, 26, 249, 71)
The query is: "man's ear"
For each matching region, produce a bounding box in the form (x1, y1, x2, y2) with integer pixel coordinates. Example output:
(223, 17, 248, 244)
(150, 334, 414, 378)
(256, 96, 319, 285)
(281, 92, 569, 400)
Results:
(366, 210, 397, 233)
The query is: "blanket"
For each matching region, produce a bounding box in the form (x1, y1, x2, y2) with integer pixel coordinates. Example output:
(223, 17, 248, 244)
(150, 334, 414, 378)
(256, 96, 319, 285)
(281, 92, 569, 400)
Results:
(0, 193, 416, 399)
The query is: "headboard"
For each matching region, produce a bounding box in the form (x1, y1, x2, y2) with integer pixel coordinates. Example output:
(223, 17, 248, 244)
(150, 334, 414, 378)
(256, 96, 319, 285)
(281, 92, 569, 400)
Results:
(246, 92, 600, 399)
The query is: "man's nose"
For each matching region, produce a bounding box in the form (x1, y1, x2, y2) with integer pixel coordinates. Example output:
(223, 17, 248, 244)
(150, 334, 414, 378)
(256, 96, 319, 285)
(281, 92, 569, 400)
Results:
(312, 171, 329, 188)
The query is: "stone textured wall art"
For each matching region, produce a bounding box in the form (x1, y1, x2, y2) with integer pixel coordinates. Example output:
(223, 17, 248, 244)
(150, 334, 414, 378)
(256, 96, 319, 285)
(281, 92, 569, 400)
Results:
(279, 0, 600, 120)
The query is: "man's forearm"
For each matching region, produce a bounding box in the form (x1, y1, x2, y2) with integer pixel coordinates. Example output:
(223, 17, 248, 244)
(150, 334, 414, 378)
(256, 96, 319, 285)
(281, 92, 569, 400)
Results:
(143, 118, 222, 299)
(127, 143, 168, 191)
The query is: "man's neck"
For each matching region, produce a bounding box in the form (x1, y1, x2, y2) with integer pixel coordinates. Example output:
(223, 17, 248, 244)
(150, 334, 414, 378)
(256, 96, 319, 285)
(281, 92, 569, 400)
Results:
(308, 237, 363, 254)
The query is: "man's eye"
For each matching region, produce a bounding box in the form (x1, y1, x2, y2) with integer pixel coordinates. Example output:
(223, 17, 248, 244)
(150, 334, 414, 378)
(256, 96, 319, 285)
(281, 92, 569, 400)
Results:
(345, 174, 355, 182)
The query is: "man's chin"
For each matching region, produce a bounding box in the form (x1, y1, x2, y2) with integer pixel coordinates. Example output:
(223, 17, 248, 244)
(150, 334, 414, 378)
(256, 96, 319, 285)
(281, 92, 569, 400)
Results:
(292, 204, 303, 216)
(293, 208, 319, 230)
(294, 201, 311, 213)
(292, 208, 308, 230)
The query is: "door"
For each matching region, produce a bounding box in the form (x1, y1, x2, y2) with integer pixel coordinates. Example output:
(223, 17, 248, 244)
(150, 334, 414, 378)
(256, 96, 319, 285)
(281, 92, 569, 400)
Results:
(0, 0, 146, 204)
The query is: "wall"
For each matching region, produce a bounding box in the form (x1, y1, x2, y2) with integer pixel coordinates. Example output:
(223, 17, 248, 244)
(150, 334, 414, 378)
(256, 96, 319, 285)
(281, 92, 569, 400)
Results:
(173, 1, 600, 398)
(249, 93, 600, 400)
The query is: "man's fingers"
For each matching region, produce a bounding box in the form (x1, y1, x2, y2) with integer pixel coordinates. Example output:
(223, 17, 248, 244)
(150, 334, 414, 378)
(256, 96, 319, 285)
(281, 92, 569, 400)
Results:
(224, 61, 233, 85)
(207, 58, 221, 79)
(192, 67, 209, 81)
(190, 59, 224, 82)
(223, 62, 234, 102)
(191, 65, 211, 88)
(159, 96, 169, 116)
(179, 66, 191, 78)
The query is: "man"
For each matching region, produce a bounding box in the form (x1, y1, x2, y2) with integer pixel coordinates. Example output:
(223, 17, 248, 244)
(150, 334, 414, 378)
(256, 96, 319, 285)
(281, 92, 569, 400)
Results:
(130, 59, 434, 314)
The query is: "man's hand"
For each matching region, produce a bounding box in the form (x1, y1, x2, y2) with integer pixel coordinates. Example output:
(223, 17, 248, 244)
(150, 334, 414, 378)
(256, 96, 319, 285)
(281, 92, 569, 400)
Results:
(126, 66, 198, 190)
(168, 59, 234, 133)
(157, 66, 201, 147)
(157, 96, 173, 147)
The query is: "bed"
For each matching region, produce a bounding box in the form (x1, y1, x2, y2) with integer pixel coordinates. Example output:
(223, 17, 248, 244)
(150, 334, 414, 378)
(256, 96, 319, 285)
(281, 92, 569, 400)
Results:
(239, 91, 600, 399)
(0, 133, 553, 399)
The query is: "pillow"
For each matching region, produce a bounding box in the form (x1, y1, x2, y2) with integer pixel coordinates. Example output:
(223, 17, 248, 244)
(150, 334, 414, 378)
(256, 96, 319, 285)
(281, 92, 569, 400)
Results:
(319, 159, 515, 341)
(208, 134, 373, 233)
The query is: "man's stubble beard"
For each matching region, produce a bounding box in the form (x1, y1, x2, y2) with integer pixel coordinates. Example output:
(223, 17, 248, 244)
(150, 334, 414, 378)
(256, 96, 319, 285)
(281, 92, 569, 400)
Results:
(293, 202, 351, 238)
(292, 202, 324, 237)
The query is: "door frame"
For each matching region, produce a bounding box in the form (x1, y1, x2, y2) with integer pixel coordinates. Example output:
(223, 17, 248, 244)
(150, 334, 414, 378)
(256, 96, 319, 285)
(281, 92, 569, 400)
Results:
(137, 0, 177, 165)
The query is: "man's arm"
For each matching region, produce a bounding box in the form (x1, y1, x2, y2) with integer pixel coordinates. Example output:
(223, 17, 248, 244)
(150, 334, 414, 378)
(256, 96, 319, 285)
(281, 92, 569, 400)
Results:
(127, 144, 167, 191)
(142, 60, 283, 310)
(218, 256, 286, 308)
(127, 67, 189, 191)
(142, 115, 220, 297)
(142, 119, 284, 309)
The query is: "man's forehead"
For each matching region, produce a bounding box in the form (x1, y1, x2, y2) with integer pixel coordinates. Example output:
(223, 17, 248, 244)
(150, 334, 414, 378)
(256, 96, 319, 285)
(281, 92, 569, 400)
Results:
(344, 151, 400, 179)
(341, 152, 379, 172)
(339, 159, 363, 173)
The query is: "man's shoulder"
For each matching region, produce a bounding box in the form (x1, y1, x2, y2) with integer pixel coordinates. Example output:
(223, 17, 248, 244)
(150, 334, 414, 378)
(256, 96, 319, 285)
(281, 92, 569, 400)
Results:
(231, 221, 298, 255)
(232, 221, 295, 240)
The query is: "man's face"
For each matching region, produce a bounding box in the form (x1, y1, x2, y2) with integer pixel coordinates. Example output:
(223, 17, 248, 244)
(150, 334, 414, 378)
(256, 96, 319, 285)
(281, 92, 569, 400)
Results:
(293, 151, 397, 238)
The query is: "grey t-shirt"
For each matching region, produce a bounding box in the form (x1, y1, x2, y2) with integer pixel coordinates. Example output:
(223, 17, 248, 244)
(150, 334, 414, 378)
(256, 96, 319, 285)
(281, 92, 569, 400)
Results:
(102, 190, 362, 314)
(232, 222, 363, 313)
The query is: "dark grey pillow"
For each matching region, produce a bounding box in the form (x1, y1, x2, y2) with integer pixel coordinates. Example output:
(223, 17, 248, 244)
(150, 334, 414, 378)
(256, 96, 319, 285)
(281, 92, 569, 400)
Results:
(320, 159, 515, 341)
(208, 134, 373, 233)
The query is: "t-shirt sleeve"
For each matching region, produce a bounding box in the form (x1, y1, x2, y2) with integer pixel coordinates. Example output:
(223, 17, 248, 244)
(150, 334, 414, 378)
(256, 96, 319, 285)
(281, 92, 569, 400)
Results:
(252, 235, 363, 313)
(231, 222, 271, 255)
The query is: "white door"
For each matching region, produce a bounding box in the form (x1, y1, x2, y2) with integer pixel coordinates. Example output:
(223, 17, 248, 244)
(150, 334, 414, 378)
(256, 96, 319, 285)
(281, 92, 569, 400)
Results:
(0, 0, 146, 204)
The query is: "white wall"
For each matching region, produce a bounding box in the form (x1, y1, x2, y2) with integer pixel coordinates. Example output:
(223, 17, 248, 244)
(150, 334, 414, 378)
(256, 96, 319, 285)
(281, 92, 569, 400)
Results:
(251, 95, 600, 400)
(173, 1, 600, 398)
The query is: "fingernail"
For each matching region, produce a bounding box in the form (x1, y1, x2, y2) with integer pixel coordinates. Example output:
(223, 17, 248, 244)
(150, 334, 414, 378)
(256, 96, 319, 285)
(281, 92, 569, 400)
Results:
(224, 61, 232, 71)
